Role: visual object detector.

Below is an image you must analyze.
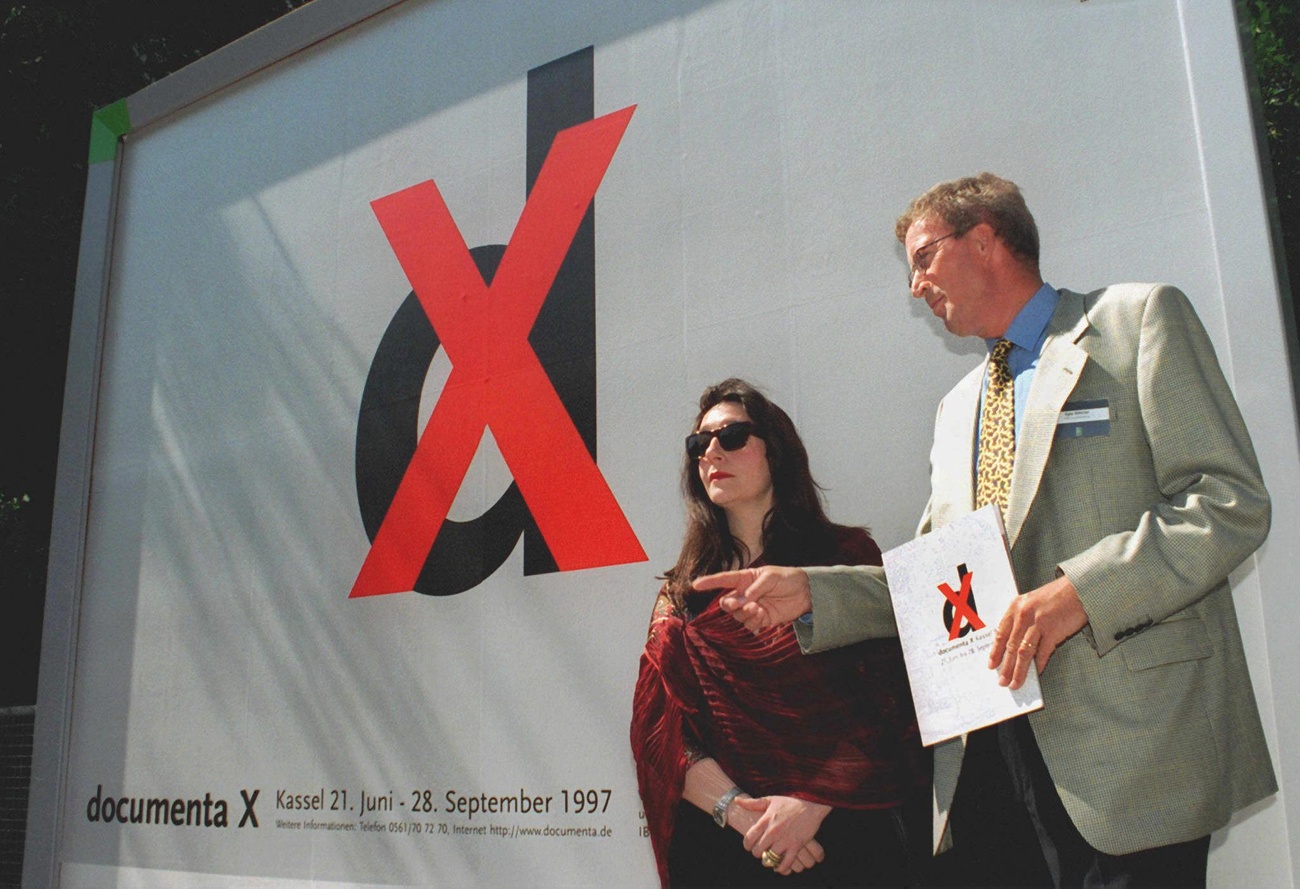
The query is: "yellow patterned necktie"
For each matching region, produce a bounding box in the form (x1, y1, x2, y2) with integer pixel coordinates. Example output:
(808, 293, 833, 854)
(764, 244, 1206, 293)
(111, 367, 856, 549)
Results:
(976, 338, 1015, 512)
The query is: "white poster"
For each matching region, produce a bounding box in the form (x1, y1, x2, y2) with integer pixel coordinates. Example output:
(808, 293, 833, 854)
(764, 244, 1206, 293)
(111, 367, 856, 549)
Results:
(33, 1, 1298, 886)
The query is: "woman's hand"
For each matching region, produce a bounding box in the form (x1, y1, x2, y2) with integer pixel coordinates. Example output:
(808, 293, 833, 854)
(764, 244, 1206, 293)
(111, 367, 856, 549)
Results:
(734, 795, 830, 875)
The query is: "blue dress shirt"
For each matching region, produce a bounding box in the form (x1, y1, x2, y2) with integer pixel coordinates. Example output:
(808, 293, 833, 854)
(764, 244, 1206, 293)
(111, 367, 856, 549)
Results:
(980, 283, 1060, 443)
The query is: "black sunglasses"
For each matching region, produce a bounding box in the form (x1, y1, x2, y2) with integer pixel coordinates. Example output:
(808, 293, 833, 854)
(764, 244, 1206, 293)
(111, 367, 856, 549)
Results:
(686, 421, 761, 460)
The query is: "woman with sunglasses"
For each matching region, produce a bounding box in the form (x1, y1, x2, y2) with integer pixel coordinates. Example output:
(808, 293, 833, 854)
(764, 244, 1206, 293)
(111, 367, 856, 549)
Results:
(632, 379, 928, 888)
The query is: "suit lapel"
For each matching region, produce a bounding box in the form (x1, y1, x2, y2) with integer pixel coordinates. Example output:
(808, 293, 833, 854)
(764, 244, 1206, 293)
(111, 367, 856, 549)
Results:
(936, 362, 984, 523)
(1005, 290, 1091, 547)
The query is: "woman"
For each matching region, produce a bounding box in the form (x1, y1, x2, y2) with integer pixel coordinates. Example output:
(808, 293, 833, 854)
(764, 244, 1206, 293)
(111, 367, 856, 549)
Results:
(631, 379, 928, 888)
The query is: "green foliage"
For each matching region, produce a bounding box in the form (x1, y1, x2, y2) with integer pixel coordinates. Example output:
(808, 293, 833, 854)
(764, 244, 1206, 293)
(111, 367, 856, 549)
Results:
(1248, 4, 1300, 181)
(0, 491, 31, 543)
(1, 493, 31, 513)
(1245, 1, 1300, 286)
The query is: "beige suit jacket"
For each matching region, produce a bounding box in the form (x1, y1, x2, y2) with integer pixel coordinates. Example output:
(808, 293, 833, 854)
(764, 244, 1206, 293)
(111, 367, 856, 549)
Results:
(800, 283, 1276, 856)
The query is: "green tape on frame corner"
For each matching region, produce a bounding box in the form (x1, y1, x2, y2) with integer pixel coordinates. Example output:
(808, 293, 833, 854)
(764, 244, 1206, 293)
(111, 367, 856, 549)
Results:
(89, 100, 131, 164)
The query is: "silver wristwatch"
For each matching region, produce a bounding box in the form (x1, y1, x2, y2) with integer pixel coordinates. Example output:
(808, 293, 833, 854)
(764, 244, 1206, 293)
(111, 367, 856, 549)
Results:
(712, 786, 743, 828)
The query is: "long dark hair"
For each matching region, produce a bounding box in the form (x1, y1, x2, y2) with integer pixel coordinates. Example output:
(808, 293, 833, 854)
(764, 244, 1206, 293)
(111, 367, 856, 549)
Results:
(663, 378, 844, 601)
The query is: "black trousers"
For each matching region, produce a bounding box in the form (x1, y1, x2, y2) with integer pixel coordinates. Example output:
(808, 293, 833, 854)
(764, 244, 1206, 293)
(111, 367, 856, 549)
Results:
(924, 718, 1210, 889)
(668, 799, 915, 888)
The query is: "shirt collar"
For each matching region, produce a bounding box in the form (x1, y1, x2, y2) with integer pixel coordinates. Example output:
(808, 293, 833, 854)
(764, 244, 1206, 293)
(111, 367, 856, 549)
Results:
(986, 283, 1059, 355)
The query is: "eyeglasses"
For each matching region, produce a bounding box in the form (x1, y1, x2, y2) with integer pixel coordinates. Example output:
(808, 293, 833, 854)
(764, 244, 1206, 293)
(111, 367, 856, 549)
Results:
(686, 422, 761, 460)
(907, 229, 966, 287)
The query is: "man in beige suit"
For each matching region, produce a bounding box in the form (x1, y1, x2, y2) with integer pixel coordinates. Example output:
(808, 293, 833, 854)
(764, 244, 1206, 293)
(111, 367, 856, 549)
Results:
(698, 173, 1276, 887)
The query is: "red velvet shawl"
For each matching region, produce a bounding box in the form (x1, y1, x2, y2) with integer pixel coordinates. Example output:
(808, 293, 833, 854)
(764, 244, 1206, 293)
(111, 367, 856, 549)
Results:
(630, 528, 925, 887)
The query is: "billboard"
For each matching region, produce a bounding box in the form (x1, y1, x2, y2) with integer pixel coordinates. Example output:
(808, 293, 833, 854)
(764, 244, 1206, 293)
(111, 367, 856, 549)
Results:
(28, 0, 1300, 885)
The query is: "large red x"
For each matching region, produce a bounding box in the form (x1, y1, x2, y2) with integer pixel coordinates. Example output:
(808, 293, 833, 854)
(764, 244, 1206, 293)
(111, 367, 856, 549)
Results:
(350, 106, 645, 598)
(938, 571, 984, 640)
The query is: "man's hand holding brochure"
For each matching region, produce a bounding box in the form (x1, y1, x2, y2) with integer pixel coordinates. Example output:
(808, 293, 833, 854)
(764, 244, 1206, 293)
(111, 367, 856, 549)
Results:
(882, 504, 1043, 746)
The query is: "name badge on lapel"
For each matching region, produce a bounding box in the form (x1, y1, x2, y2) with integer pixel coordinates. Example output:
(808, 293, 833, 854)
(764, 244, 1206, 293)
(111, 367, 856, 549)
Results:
(1057, 399, 1110, 439)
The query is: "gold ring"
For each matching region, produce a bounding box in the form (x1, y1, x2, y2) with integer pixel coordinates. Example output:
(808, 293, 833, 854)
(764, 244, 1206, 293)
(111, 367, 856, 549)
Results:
(1020, 641, 1037, 652)
(761, 849, 783, 868)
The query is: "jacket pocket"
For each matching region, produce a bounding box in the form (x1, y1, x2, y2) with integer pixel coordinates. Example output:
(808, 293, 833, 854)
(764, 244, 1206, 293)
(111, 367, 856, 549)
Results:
(1120, 617, 1213, 672)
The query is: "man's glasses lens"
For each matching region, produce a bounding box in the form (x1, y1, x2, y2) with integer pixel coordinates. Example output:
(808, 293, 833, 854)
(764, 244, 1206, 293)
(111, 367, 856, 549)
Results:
(907, 229, 964, 287)
(686, 422, 758, 459)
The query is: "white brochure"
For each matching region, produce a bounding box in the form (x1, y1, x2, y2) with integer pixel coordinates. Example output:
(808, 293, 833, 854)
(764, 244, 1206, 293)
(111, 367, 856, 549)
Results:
(881, 505, 1043, 745)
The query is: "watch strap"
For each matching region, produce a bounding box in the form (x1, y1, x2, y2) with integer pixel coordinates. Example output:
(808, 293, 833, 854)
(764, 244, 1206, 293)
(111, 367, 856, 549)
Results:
(712, 786, 743, 828)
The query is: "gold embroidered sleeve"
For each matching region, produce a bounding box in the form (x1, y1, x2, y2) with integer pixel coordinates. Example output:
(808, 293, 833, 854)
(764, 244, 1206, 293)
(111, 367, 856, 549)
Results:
(645, 587, 678, 644)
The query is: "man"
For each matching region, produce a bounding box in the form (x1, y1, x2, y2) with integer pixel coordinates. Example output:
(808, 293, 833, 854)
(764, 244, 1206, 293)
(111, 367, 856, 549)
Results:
(698, 173, 1276, 887)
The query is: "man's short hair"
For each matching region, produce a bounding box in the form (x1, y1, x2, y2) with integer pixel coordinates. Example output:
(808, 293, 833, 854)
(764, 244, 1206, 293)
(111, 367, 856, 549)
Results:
(895, 172, 1040, 271)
